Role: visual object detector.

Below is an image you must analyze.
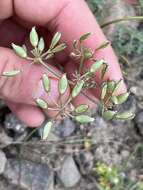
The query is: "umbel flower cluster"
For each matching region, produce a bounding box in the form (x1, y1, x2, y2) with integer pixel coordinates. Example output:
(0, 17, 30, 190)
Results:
(2, 27, 135, 140)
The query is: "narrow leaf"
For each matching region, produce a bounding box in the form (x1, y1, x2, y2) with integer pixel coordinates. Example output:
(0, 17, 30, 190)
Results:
(52, 43, 66, 53)
(50, 32, 61, 49)
(116, 92, 130, 104)
(42, 121, 53, 140)
(113, 79, 123, 94)
(30, 27, 39, 47)
(75, 104, 89, 114)
(72, 80, 84, 98)
(59, 74, 68, 94)
(73, 40, 78, 49)
(12, 43, 27, 58)
(75, 115, 94, 124)
(95, 41, 110, 51)
(111, 96, 119, 105)
(36, 98, 48, 109)
(42, 74, 50, 92)
(115, 111, 135, 120)
(102, 110, 116, 120)
(101, 82, 107, 99)
(79, 33, 91, 42)
(101, 63, 108, 79)
(38, 37, 45, 52)
(107, 81, 116, 92)
(90, 60, 104, 73)
(2, 70, 21, 77)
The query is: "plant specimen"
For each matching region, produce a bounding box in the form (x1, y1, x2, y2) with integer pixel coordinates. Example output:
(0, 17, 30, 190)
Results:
(2, 27, 135, 139)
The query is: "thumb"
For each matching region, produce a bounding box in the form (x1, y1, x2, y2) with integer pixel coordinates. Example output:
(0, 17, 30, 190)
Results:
(0, 47, 70, 113)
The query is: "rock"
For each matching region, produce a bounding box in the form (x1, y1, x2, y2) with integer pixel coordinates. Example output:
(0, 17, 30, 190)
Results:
(135, 111, 143, 136)
(76, 152, 94, 175)
(0, 126, 13, 148)
(4, 113, 27, 134)
(59, 156, 81, 188)
(4, 159, 54, 190)
(0, 150, 7, 174)
(54, 118, 76, 138)
(101, 0, 138, 40)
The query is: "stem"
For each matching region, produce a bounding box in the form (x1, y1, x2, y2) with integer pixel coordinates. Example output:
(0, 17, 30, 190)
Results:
(79, 56, 85, 74)
(40, 60, 99, 105)
(101, 16, 143, 28)
(39, 59, 60, 78)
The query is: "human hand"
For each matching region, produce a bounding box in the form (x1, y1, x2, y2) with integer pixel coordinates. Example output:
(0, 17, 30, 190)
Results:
(0, 0, 126, 127)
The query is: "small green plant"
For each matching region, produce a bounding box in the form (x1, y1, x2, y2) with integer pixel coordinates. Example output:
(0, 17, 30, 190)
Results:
(95, 162, 143, 190)
(2, 27, 134, 139)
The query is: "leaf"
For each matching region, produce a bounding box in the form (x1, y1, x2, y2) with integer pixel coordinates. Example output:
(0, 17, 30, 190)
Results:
(101, 82, 107, 99)
(42, 74, 50, 92)
(95, 41, 110, 51)
(111, 96, 119, 105)
(36, 98, 48, 109)
(102, 110, 116, 120)
(75, 104, 89, 114)
(52, 43, 66, 53)
(107, 80, 116, 92)
(113, 79, 123, 94)
(38, 37, 45, 52)
(115, 111, 135, 120)
(90, 60, 104, 73)
(83, 48, 93, 59)
(50, 32, 61, 49)
(73, 40, 78, 49)
(116, 92, 130, 104)
(79, 32, 91, 42)
(59, 74, 68, 94)
(101, 63, 108, 79)
(42, 121, 53, 140)
(2, 70, 21, 77)
(72, 80, 84, 98)
(75, 115, 94, 123)
(12, 43, 27, 58)
(30, 26, 39, 47)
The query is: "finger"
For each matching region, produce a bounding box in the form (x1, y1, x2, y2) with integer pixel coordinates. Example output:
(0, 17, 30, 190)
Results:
(13, 0, 126, 92)
(0, 19, 27, 47)
(6, 101, 45, 127)
(0, 47, 70, 107)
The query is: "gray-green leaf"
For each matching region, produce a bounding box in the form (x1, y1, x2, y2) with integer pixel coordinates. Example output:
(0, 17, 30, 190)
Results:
(2, 70, 21, 77)
(42, 74, 50, 92)
(12, 43, 27, 58)
(90, 60, 104, 73)
(116, 92, 130, 104)
(59, 74, 68, 94)
(107, 81, 116, 92)
(52, 43, 66, 53)
(101, 82, 107, 99)
(38, 37, 45, 52)
(42, 121, 53, 140)
(30, 27, 39, 47)
(75, 104, 89, 114)
(75, 115, 94, 123)
(102, 110, 116, 120)
(50, 32, 61, 49)
(115, 111, 135, 120)
(95, 41, 110, 51)
(79, 33, 91, 42)
(72, 80, 84, 98)
(36, 98, 48, 109)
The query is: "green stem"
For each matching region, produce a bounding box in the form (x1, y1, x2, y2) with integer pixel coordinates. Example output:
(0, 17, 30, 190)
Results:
(101, 16, 143, 28)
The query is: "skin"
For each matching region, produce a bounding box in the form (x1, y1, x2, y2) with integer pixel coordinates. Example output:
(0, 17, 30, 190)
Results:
(0, 0, 126, 127)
